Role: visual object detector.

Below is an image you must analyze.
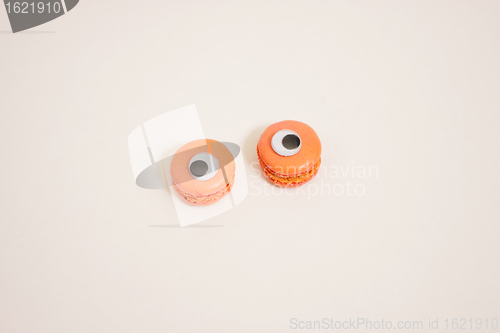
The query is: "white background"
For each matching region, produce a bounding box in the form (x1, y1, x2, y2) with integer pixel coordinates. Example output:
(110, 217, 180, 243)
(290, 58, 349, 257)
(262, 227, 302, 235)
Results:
(1, 1, 499, 332)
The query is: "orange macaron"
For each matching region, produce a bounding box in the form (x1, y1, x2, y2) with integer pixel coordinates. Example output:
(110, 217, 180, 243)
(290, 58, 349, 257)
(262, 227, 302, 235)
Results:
(170, 139, 235, 206)
(257, 120, 321, 187)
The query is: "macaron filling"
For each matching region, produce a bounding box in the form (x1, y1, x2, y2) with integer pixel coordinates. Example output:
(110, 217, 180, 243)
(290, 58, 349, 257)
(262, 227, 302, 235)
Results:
(257, 146, 321, 187)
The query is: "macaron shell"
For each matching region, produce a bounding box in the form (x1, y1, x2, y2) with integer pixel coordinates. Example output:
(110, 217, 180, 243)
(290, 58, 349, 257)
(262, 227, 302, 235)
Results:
(170, 139, 236, 197)
(257, 120, 321, 176)
(173, 175, 234, 206)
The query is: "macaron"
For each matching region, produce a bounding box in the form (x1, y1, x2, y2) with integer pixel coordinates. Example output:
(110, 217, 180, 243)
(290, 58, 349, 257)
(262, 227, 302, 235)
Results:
(257, 120, 321, 187)
(170, 139, 235, 206)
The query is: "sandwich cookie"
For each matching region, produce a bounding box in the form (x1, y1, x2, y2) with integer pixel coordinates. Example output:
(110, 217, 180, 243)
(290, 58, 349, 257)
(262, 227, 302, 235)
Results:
(257, 120, 321, 187)
(170, 139, 235, 205)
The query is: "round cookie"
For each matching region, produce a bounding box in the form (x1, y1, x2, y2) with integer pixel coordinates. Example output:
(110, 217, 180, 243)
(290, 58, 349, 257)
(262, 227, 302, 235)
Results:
(257, 120, 321, 187)
(170, 139, 236, 206)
